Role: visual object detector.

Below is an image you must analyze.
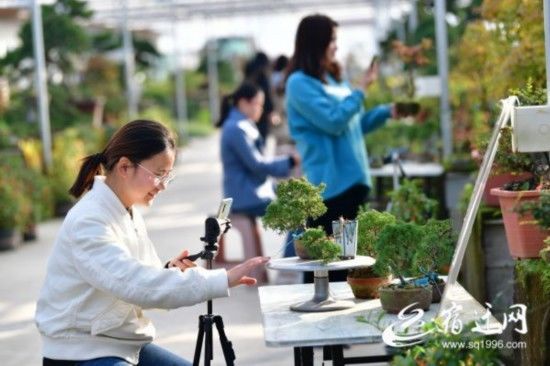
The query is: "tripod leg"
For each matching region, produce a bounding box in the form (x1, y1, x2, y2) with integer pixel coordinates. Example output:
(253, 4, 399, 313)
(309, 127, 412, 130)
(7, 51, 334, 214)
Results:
(205, 316, 213, 366)
(193, 316, 205, 366)
(213, 315, 236, 365)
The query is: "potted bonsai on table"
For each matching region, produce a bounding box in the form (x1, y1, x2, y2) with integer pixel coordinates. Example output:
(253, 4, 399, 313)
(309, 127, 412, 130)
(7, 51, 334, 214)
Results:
(414, 219, 456, 303)
(347, 208, 395, 299)
(262, 177, 335, 260)
(375, 221, 432, 314)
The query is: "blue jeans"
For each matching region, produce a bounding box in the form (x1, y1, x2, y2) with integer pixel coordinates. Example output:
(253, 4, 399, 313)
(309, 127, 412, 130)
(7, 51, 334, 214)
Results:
(73, 343, 191, 366)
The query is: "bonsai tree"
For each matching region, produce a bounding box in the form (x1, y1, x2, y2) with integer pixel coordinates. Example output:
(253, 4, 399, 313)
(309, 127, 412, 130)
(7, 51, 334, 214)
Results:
(349, 208, 396, 278)
(262, 177, 327, 234)
(415, 219, 456, 274)
(375, 221, 433, 313)
(262, 177, 329, 260)
(388, 179, 438, 225)
(299, 227, 341, 264)
(414, 219, 456, 302)
(374, 222, 426, 286)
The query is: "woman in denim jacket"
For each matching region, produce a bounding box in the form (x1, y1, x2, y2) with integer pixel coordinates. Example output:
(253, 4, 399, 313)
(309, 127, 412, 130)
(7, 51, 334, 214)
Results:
(218, 82, 299, 219)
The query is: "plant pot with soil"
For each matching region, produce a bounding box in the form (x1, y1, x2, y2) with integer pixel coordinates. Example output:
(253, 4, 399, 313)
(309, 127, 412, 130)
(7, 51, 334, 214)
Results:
(374, 222, 432, 314)
(491, 147, 550, 258)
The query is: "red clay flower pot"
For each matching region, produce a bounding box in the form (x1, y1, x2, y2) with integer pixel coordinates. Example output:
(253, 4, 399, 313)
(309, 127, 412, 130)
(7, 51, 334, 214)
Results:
(491, 188, 549, 258)
(483, 173, 532, 207)
(347, 275, 390, 299)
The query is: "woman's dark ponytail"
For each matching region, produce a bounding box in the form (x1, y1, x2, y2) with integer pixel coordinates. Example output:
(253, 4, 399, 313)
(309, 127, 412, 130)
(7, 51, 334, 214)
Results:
(69, 152, 105, 198)
(216, 82, 261, 128)
(217, 94, 234, 128)
(68, 119, 176, 199)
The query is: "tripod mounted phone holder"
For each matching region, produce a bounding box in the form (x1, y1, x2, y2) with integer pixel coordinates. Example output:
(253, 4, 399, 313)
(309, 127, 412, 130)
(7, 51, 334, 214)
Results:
(187, 216, 235, 366)
(184, 217, 231, 263)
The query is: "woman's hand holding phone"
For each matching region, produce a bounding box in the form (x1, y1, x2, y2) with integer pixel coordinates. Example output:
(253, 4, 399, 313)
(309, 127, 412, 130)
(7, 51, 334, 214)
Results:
(360, 56, 379, 89)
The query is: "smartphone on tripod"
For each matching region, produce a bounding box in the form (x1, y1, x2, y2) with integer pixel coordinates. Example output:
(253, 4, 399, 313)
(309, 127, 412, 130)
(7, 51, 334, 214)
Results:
(216, 198, 233, 221)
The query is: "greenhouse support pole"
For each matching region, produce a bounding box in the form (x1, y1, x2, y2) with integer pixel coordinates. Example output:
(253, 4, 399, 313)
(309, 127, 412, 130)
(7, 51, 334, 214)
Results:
(31, 0, 52, 170)
(408, 0, 418, 34)
(434, 0, 452, 159)
(544, 0, 550, 104)
(171, 18, 188, 140)
(207, 39, 220, 125)
(122, 0, 137, 119)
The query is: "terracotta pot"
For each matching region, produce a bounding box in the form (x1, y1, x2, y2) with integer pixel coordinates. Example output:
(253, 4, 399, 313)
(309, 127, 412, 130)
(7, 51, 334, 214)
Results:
(294, 239, 312, 260)
(379, 285, 432, 314)
(347, 275, 390, 299)
(483, 173, 532, 207)
(490, 188, 549, 258)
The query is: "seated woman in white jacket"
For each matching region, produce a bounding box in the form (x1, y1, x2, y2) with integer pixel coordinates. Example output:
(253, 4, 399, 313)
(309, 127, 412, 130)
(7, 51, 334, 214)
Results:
(35, 120, 268, 366)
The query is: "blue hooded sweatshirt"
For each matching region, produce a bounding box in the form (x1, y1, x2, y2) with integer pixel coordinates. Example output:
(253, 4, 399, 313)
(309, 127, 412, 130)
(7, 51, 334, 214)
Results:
(286, 70, 391, 200)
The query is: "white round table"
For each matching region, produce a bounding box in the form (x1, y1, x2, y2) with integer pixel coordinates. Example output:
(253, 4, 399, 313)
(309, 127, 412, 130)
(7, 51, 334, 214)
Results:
(267, 256, 375, 312)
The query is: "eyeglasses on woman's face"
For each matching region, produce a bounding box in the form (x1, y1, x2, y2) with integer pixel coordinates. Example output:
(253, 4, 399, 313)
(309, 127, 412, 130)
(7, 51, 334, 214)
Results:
(136, 163, 175, 187)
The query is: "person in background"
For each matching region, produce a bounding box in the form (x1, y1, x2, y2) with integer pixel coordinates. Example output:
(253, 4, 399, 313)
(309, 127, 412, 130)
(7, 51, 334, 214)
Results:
(217, 82, 298, 219)
(286, 14, 399, 281)
(244, 52, 275, 141)
(269, 54, 294, 148)
(35, 120, 269, 366)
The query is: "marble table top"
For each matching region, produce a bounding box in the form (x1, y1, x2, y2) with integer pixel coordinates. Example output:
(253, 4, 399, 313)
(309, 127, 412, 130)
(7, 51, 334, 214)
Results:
(258, 282, 500, 348)
(266, 256, 375, 273)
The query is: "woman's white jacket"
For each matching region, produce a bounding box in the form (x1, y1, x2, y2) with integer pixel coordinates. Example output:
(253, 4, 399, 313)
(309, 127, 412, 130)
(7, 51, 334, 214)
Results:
(35, 177, 229, 363)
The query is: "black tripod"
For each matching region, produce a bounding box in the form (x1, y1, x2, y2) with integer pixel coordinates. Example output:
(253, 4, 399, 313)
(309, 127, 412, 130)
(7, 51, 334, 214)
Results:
(187, 217, 235, 366)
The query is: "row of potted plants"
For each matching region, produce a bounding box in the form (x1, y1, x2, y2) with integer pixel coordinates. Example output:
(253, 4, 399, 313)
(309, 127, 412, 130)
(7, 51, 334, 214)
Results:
(0, 124, 109, 250)
(488, 80, 550, 260)
(0, 152, 53, 250)
(349, 209, 455, 314)
(263, 177, 456, 314)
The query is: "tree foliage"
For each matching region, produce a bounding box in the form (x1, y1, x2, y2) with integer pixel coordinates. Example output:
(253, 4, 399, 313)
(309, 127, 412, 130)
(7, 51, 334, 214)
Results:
(356, 208, 396, 258)
(0, 0, 92, 77)
(262, 178, 327, 234)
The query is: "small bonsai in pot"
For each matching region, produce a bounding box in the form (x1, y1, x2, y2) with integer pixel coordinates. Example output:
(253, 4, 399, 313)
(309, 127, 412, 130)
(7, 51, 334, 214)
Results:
(262, 177, 327, 259)
(299, 227, 341, 263)
(414, 219, 456, 303)
(347, 208, 396, 299)
(374, 222, 432, 314)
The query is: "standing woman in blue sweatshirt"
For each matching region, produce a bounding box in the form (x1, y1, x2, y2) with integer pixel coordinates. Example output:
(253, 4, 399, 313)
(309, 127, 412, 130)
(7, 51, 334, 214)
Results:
(218, 82, 298, 219)
(286, 14, 396, 279)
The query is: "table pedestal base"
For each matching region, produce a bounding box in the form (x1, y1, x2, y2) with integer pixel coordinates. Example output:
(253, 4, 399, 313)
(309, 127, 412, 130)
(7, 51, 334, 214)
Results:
(290, 298, 354, 312)
(289, 270, 354, 312)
